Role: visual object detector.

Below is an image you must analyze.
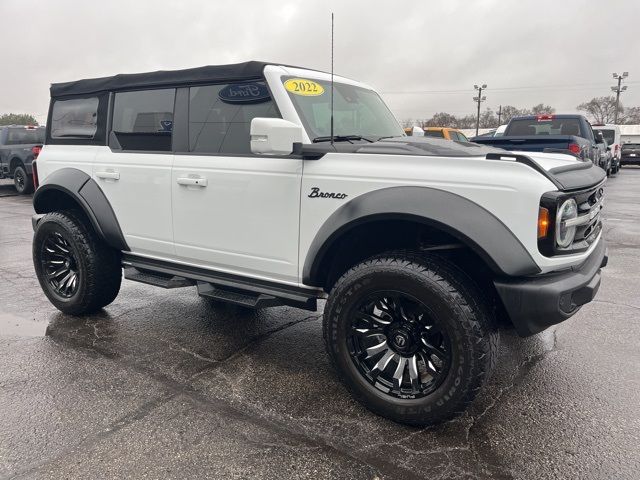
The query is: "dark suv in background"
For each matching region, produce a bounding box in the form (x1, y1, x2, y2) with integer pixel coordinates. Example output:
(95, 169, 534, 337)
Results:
(621, 142, 640, 166)
(0, 125, 45, 194)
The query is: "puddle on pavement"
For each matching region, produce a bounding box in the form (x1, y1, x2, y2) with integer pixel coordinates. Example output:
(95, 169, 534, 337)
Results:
(0, 312, 48, 337)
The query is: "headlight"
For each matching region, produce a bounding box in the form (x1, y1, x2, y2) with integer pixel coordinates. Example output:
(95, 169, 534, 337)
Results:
(556, 198, 578, 248)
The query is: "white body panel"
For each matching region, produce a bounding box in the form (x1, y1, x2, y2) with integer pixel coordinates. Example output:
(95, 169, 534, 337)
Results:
(36, 144, 96, 180)
(172, 154, 302, 283)
(299, 152, 600, 276)
(93, 147, 174, 256)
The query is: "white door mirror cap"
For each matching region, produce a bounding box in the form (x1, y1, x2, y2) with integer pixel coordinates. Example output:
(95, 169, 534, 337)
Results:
(412, 126, 424, 136)
(250, 118, 304, 155)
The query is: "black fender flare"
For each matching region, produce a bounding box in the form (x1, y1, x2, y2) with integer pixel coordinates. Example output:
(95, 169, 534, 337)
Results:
(33, 168, 129, 251)
(302, 186, 540, 286)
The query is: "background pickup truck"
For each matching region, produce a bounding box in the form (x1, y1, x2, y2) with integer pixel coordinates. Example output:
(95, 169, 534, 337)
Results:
(472, 114, 609, 171)
(0, 125, 45, 194)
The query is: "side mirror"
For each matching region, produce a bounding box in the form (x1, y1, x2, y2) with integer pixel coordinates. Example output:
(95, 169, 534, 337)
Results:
(250, 118, 303, 155)
(595, 131, 604, 144)
(412, 126, 425, 137)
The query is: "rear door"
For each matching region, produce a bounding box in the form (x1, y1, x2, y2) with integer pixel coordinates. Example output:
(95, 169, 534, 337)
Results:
(171, 81, 302, 284)
(93, 89, 175, 257)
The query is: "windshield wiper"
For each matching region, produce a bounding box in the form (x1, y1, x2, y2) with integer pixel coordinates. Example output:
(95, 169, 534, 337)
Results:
(312, 135, 374, 143)
(377, 135, 399, 141)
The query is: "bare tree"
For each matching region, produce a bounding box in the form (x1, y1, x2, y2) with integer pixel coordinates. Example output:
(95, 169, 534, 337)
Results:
(479, 108, 498, 128)
(620, 106, 640, 124)
(530, 104, 555, 115)
(499, 105, 527, 124)
(423, 112, 458, 128)
(577, 96, 619, 124)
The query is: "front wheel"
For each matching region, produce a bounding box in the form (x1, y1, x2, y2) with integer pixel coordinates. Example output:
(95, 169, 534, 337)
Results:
(33, 210, 122, 315)
(13, 165, 33, 194)
(323, 252, 498, 426)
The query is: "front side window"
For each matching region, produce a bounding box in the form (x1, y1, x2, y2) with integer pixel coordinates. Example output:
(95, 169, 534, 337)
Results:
(112, 89, 175, 151)
(188, 81, 279, 154)
(283, 77, 404, 141)
(51, 97, 99, 139)
(456, 132, 469, 142)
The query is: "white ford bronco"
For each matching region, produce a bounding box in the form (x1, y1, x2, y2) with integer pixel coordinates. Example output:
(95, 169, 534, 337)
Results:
(32, 61, 607, 426)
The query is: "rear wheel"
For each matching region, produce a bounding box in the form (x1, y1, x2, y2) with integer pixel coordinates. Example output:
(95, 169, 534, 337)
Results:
(13, 165, 33, 194)
(324, 252, 499, 426)
(33, 210, 122, 315)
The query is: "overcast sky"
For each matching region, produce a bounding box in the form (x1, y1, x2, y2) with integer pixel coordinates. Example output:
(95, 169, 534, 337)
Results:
(1, 0, 639, 124)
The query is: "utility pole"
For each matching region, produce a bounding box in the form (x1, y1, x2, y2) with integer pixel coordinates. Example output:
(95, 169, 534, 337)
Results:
(611, 72, 628, 124)
(473, 84, 487, 136)
(497, 105, 502, 126)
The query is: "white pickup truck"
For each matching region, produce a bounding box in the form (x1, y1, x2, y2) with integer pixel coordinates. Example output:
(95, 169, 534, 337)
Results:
(31, 61, 607, 426)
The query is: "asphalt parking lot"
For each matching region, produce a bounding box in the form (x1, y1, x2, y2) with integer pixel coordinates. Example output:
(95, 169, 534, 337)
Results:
(1, 171, 639, 480)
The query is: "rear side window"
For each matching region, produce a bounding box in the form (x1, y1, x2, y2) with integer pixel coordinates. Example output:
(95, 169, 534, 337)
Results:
(111, 89, 175, 151)
(6, 128, 45, 145)
(424, 130, 444, 138)
(51, 97, 99, 139)
(188, 81, 279, 154)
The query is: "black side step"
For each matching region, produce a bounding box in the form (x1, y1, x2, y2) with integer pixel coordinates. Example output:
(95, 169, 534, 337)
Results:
(196, 282, 282, 309)
(124, 267, 195, 289)
(121, 254, 320, 311)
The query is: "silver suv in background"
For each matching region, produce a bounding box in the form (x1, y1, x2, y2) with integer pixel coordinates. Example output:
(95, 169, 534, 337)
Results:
(593, 124, 621, 174)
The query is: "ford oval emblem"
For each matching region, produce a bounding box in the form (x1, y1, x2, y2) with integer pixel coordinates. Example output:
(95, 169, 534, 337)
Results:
(218, 82, 271, 104)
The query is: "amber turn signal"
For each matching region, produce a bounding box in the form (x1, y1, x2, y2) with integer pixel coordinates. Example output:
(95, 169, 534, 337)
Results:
(538, 207, 550, 238)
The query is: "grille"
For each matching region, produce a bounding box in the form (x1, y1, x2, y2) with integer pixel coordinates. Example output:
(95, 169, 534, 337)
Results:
(563, 184, 604, 251)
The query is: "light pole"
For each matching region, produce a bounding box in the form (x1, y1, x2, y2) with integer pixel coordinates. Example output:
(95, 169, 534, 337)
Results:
(474, 84, 487, 136)
(612, 72, 628, 124)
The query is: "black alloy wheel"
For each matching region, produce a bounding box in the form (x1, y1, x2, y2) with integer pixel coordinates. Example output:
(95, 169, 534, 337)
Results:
(348, 292, 451, 399)
(33, 210, 122, 315)
(40, 231, 80, 298)
(323, 251, 499, 426)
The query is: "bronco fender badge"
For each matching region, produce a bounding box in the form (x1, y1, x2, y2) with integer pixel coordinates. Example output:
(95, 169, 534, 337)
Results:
(308, 187, 348, 200)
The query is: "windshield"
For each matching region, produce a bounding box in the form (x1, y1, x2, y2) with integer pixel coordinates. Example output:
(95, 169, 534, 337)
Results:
(282, 77, 404, 141)
(595, 129, 615, 144)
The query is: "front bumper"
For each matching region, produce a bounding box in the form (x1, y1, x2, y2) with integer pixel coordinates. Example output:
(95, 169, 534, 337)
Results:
(494, 238, 607, 336)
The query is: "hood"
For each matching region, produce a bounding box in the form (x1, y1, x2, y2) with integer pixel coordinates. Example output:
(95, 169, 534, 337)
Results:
(354, 136, 505, 158)
(358, 137, 604, 190)
(355, 137, 582, 172)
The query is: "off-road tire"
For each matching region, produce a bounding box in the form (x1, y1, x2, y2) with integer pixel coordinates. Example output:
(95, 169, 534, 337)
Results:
(323, 251, 499, 426)
(33, 210, 122, 315)
(13, 165, 33, 194)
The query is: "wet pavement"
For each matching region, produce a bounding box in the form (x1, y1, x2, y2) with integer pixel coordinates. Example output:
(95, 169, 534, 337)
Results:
(0, 172, 639, 479)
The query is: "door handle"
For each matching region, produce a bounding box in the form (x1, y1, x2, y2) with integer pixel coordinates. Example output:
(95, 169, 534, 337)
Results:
(96, 171, 120, 180)
(177, 176, 207, 187)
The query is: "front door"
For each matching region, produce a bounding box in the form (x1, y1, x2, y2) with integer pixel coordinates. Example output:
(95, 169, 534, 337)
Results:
(171, 81, 302, 284)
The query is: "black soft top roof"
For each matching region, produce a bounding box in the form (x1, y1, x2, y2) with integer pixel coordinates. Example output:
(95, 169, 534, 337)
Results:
(50, 61, 290, 97)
